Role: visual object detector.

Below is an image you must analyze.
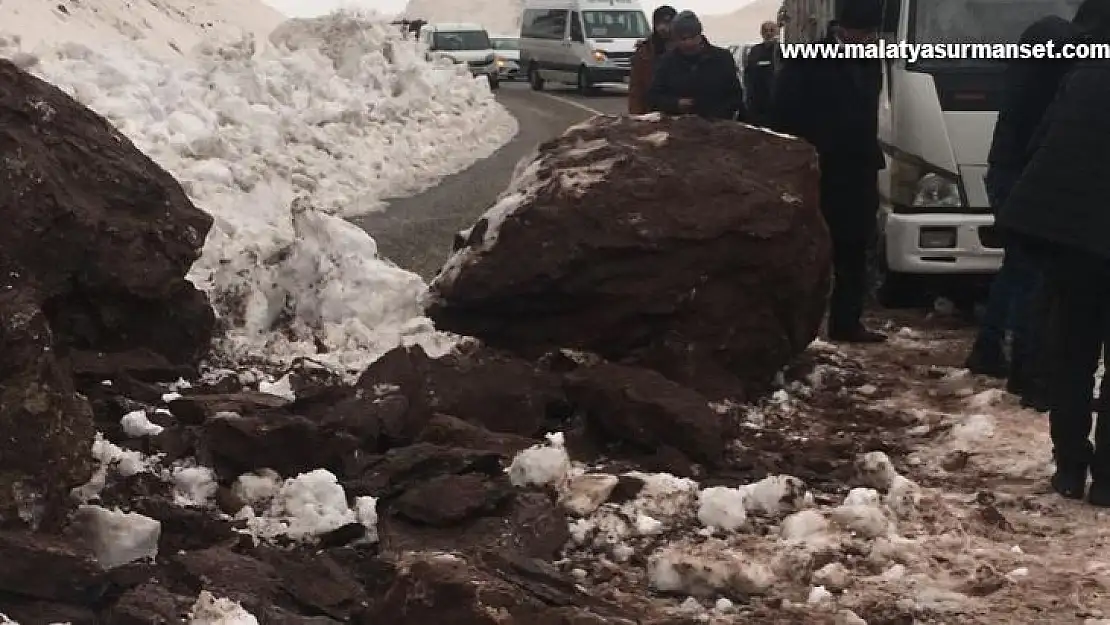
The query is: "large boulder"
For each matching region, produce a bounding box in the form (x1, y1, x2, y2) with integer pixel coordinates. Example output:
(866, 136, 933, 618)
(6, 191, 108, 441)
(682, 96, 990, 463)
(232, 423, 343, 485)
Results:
(0, 278, 95, 531)
(427, 114, 830, 398)
(0, 59, 214, 365)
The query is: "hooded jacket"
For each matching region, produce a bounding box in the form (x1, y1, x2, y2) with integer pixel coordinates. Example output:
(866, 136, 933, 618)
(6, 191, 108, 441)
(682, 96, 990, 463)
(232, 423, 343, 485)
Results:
(646, 39, 745, 120)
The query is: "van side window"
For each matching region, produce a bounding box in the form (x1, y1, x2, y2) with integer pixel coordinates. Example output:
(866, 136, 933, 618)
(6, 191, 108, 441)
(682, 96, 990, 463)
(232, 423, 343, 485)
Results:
(522, 8, 567, 39)
(569, 12, 584, 42)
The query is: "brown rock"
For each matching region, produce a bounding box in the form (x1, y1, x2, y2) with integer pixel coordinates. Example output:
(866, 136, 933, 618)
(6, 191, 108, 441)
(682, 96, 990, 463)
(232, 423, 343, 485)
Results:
(262, 551, 367, 621)
(168, 392, 291, 426)
(0, 531, 105, 602)
(0, 595, 98, 625)
(174, 547, 280, 610)
(393, 473, 514, 526)
(564, 361, 724, 467)
(201, 411, 357, 478)
(104, 583, 193, 625)
(0, 288, 95, 530)
(69, 348, 195, 384)
(357, 345, 569, 439)
(0, 59, 214, 365)
(427, 115, 830, 399)
(416, 414, 535, 456)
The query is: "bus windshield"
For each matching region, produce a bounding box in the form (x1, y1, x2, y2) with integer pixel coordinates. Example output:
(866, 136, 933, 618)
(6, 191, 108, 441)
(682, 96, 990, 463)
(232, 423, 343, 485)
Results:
(581, 10, 650, 39)
(910, 0, 1082, 51)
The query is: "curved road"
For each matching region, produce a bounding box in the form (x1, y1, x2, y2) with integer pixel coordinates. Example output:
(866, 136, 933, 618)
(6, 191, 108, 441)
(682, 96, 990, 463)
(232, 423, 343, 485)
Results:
(353, 82, 630, 280)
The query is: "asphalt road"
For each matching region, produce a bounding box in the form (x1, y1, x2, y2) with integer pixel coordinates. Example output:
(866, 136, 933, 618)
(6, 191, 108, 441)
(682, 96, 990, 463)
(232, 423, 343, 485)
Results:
(352, 81, 631, 280)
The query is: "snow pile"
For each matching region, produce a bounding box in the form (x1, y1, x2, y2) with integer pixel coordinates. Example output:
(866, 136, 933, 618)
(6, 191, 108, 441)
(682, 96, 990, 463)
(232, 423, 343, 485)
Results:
(0, 0, 284, 61)
(190, 591, 259, 625)
(233, 469, 379, 543)
(75, 505, 161, 570)
(2, 12, 517, 372)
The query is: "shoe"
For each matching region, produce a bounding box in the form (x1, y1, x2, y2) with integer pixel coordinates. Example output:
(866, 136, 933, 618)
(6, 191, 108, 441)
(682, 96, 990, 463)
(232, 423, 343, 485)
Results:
(965, 339, 1008, 378)
(828, 327, 887, 343)
(1051, 464, 1087, 499)
(1088, 481, 1110, 507)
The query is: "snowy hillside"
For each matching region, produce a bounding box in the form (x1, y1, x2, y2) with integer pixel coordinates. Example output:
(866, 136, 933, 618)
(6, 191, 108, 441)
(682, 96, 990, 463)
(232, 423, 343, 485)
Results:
(0, 0, 286, 60)
(403, 0, 524, 35)
(702, 0, 781, 44)
(1, 11, 517, 374)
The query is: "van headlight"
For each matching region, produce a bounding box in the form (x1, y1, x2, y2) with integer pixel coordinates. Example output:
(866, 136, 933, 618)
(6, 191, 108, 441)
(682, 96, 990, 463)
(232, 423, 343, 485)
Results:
(592, 49, 606, 62)
(913, 172, 962, 208)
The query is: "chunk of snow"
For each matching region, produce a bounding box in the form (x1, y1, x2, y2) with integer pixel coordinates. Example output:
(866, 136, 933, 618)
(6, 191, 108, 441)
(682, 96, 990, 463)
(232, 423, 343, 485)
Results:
(648, 542, 775, 597)
(239, 469, 375, 543)
(855, 451, 901, 492)
(780, 510, 830, 542)
(508, 432, 570, 488)
(812, 562, 852, 592)
(172, 466, 219, 507)
(120, 410, 165, 437)
(843, 487, 881, 507)
(189, 591, 259, 624)
(258, 374, 296, 400)
(698, 486, 748, 531)
(807, 585, 834, 604)
(75, 505, 160, 569)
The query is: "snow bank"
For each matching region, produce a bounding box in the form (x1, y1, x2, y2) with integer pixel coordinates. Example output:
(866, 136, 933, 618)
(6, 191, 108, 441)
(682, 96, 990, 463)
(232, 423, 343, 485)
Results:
(0, 0, 284, 61)
(2, 12, 517, 372)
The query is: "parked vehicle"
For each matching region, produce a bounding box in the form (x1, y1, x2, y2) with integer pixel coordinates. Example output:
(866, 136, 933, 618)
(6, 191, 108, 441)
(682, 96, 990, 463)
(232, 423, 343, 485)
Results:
(491, 35, 523, 80)
(779, 0, 1082, 306)
(418, 22, 500, 90)
(519, 0, 650, 93)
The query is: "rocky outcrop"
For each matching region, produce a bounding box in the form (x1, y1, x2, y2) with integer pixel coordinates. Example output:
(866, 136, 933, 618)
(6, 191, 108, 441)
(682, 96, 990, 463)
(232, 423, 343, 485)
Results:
(427, 114, 830, 399)
(0, 59, 214, 365)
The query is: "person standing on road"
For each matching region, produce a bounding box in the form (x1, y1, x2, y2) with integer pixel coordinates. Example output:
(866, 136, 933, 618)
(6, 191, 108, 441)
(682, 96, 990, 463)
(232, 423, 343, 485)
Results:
(628, 5, 677, 115)
(964, 12, 1082, 412)
(995, 0, 1110, 505)
(744, 21, 782, 125)
(769, 0, 886, 343)
(646, 11, 745, 120)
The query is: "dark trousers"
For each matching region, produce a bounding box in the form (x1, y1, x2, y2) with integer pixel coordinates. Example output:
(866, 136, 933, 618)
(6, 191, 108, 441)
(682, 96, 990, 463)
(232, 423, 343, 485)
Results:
(1045, 250, 1110, 477)
(820, 167, 879, 335)
(979, 168, 1042, 357)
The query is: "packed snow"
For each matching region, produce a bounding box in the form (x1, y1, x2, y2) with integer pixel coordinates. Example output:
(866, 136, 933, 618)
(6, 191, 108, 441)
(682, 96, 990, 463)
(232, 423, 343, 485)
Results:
(1, 11, 517, 374)
(0, 0, 285, 61)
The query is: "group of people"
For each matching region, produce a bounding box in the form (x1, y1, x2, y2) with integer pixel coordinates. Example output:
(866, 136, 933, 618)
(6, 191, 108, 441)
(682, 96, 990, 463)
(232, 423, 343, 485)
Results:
(628, 1, 890, 344)
(627, 0, 1110, 507)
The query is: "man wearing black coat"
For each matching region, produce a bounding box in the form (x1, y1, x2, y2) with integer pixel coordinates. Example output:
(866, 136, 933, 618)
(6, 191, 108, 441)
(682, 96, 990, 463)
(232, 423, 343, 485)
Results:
(770, 0, 886, 343)
(743, 21, 781, 125)
(647, 11, 745, 120)
(965, 14, 1081, 410)
(996, 0, 1110, 505)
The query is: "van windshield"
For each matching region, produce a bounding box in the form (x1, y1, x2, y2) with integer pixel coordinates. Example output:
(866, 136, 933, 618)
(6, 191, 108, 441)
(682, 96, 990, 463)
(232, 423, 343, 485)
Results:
(491, 38, 519, 49)
(910, 0, 1082, 50)
(581, 10, 650, 39)
(433, 30, 492, 51)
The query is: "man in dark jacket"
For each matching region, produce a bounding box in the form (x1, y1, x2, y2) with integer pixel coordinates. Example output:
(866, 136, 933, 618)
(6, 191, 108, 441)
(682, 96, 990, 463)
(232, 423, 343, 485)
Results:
(965, 14, 1081, 411)
(743, 21, 781, 125)
(996, 0, 1110, 505)
(646, 11, 745, 120)
(770, 0, 886, 343)
(628, 5, 676, 114)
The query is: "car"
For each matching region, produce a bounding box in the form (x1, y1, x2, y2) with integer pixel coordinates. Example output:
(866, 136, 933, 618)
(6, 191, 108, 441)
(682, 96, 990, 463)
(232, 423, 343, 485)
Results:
(519, 0, 650, 93)
(491, 35, 523, 81)
(418, 22, 501, 90)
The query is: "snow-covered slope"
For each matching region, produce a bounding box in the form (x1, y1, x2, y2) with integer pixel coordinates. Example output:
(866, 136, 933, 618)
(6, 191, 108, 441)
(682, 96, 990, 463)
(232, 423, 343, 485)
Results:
(0, 0, 286, 60)
(402, 0, 524, 36)
(1, 11, 517, 374)
(701, 0, 780, 45)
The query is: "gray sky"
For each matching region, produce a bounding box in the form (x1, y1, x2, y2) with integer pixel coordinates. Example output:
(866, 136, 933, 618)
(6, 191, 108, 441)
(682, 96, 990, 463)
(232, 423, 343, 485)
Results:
(262, 0, 754, 18)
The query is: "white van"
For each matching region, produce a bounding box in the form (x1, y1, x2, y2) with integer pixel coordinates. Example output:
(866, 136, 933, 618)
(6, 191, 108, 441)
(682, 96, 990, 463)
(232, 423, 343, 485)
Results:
(519, 0, 650, 92)
(419, 22, 501, 89)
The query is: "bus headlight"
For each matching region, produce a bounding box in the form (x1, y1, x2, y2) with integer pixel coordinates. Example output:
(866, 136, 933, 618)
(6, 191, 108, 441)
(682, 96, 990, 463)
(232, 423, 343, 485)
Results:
(913, 172, 962, 208)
